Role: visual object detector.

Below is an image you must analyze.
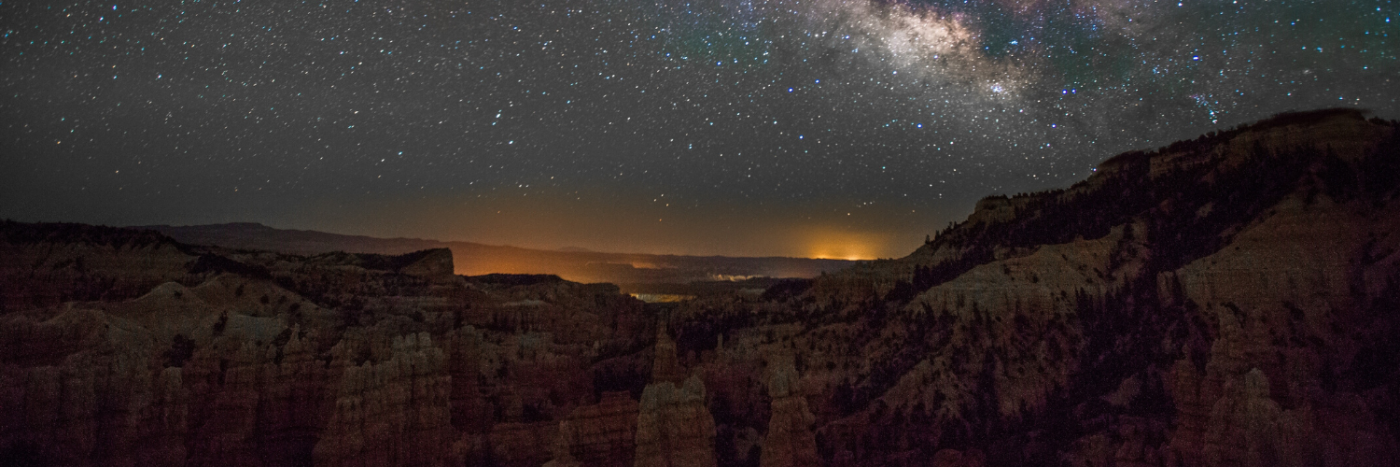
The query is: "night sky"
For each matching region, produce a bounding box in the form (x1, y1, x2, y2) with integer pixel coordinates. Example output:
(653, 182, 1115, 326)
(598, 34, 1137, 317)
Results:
(2, 0, 1396, 258)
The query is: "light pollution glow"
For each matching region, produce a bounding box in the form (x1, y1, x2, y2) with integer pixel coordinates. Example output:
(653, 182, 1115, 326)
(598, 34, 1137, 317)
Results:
(799, 228, 890, 260)
(270, 192, 929, 260)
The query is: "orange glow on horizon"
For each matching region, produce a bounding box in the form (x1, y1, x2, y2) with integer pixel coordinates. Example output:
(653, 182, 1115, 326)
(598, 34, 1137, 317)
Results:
(801, 228, 886, 261)
(333, 194, 916, 260)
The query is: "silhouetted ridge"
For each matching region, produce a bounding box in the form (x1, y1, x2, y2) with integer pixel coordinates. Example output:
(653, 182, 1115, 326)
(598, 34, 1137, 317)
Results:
(188, 253, 272, 279)
(761, 278, 814, 301)
(893, 107, 1400, 292)
(466, 273, 566, 286)
(305, 248, 452, 272)
(1254, 107, 1371, 131)
(0, 219, 181, 251)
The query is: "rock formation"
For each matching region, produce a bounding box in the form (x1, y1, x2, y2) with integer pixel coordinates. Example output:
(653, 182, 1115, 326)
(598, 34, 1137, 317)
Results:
(760, 354, 819, 467)
(631, 323, 717, 467)
(0, 222, 656, 466)
(666, 108, 1400, 466)
(313, 332, 452, 467)
(633, 375, 717, 467)
(4, 108, 1400, 466)
(552, 391, 639, 467)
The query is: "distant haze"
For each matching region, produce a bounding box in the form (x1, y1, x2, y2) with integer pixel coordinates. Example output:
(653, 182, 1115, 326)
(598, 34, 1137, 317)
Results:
(144, 223, 859, 285)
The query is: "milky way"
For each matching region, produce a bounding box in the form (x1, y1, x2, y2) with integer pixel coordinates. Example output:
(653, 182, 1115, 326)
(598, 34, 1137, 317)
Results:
(2, 0, 1396, 257)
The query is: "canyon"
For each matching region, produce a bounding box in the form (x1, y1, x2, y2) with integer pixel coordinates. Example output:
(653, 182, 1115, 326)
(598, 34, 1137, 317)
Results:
(2, 108, 1399, 466)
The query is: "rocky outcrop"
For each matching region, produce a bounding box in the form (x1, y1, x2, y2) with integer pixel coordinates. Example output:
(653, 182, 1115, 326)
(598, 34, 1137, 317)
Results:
(634, 375, 717, 467)
(1161, 188, 1400, 467)
(550, 391, 640, 467)
(394, 248, 455, 278)
(544, 422, 586, 467)
(631, 320, 717, 467)
(1199, 369, 1284, 466)
(761, 355, 819, 467)
(313, 332, 452, 467)
(487, 421, 558, 467)
(651, 323, 688, 385)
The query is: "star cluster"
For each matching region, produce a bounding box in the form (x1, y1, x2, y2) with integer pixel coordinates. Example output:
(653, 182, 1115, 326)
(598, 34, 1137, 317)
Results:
(2, 0, 1395, 257)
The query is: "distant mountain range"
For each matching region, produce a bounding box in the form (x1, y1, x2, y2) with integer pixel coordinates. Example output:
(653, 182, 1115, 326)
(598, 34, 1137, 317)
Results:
(138, 222, 857, 287)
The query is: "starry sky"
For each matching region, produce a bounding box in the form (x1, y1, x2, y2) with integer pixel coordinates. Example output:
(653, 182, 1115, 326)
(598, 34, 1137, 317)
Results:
(2, 0, 1396, 258)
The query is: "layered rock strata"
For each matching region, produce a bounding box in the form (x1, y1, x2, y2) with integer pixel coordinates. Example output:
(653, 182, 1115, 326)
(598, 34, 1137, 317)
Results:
(633, 375, 717, 467)
(0, 224, 656, 466)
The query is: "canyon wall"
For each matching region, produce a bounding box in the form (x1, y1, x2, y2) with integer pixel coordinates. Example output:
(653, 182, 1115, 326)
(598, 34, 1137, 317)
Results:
(4, 109, 1400, 466)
